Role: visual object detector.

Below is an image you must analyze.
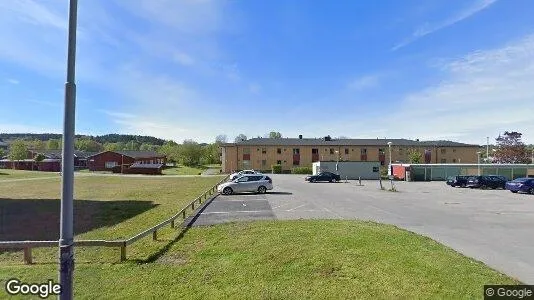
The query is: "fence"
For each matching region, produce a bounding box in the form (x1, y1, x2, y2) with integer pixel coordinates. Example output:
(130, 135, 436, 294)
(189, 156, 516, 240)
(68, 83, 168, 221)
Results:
(0, 175, 229, 264)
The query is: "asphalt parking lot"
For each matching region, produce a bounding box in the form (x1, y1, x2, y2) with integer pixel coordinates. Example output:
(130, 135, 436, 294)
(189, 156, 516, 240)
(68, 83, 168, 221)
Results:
(190, 174, 534, 284)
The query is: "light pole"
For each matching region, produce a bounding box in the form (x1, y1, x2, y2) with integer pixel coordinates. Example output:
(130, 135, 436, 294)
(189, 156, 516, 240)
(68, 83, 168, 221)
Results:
(486, 137, 489, 162)
(477, 151, 481, 175)
(59, 0, 78, 299)
(387, 142, 392, 177)
(335, 150, 339, 172)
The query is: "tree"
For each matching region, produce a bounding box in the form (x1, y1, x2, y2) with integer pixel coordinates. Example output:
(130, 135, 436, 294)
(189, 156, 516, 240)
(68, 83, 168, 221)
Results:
(407, 149, 422, 164)
(0, 148, 5, 158)
(139, 143, 157, 151)
(158, 141, 180, 164)
(215, 135, 228, 144)
(8, 140, 28, 163)
(34, 153, 46, 162)
(28, 139, 46, 150)
(180, 140, 202, 166)
(124, 140, 140, 151)
(234, 134, 247, 143)
(75, 138, 103, 152)
(493, 131, 530, 164)
(47, 139, 62, 150)
(268, 131, 282, 139)
(201, 143, 220, 165)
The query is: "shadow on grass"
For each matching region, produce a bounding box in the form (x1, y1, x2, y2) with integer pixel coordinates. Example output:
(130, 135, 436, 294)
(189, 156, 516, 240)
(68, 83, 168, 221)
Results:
(134, 195, 216, 264)
(0, 198, 157, 241)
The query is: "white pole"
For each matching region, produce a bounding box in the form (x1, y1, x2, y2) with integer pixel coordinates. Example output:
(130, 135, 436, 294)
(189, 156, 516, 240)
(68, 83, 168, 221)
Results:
(477, 152, 481, 175)
(486, 137, 489, 162)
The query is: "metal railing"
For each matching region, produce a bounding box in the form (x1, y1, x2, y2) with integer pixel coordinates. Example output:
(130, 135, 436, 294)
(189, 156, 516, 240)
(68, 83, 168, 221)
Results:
(0, 175, 229, 264)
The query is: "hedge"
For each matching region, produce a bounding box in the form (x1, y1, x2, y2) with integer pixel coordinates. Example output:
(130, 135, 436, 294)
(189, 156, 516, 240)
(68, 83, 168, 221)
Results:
(291, 167, 313, 174)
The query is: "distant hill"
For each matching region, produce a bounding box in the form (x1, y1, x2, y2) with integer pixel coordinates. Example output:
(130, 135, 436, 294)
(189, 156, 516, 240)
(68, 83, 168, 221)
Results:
(0, 133, 167, 145)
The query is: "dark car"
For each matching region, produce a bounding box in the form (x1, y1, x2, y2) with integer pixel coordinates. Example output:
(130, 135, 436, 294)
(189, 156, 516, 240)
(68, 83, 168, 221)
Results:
(446, 175, 470, 187)
(505, 178, 534, 194)
(487, 175, 508, 182)
(466, 175, 506, 189)
(305, 172, 341, 183)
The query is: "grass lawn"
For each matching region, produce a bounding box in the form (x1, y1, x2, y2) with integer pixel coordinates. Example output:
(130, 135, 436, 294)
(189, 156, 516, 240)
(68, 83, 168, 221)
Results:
(0, 175, 224, 263)
(162, 164, 222, 175)
(0, 220, 519, 299)
(0, 169, 60, 180)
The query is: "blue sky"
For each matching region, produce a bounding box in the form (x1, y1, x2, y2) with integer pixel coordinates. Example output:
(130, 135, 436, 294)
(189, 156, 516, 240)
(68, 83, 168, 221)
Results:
(1, 0, 533, 144)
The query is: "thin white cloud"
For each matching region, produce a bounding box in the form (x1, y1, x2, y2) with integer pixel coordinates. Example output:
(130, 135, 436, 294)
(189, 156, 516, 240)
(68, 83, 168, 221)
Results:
(392, 0, 498, 51)
(98, 110, 137, 119)
(346, 75, 380, 90)
(7, 78, 19, 84)
(385, 34, 534, 144)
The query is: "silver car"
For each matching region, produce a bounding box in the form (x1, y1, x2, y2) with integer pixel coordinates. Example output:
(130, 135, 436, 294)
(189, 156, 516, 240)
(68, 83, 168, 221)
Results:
(218, 175, 273, 195)
(229, 169, 261, 181)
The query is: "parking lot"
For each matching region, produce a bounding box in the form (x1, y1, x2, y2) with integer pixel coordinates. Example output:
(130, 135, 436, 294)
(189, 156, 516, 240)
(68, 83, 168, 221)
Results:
(189, 174, 534, 284)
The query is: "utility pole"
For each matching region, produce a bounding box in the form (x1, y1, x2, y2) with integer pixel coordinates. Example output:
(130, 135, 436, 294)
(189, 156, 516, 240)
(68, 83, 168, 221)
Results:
(59, 0, 78, 299)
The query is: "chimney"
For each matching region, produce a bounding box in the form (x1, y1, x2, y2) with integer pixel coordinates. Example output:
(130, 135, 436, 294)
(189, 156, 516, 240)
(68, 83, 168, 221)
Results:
(299, 135, 303, 139)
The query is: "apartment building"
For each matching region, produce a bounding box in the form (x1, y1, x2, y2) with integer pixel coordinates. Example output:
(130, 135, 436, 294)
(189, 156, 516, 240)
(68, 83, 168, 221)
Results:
(220, 136, 480, 173)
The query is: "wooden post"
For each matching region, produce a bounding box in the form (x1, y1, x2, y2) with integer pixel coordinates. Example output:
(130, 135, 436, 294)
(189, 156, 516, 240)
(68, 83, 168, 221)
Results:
(23, 247, 32, 264)
(171, 219, 175, 228)
(191, 202, 195, 210)
(182, 210, 186, 218)
(120, 244, 126, 262)
(152, 230, 157, 241)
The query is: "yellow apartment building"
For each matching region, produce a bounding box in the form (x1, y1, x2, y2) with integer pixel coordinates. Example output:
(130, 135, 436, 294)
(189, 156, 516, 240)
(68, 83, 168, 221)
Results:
(220, 135, 481, 173)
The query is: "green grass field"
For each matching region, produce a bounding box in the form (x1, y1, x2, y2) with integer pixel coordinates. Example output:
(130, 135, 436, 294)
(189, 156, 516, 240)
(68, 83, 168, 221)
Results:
(162, 164, 221, 175)
(0, 220, 518, 299)
(0, 175, 224, 263)
(0, 169, 60, 180)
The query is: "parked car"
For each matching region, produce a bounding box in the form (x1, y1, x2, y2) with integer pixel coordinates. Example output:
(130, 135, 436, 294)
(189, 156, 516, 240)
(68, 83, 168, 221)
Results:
(505, 178, 534, 194)
(229, 169, 261, 181)
(446, 175, 470, 187)
(466, 175, 506, 189)
(487, 175, 508, 182)
(305, 172, 341, 183)
(218, 174, 273, 195)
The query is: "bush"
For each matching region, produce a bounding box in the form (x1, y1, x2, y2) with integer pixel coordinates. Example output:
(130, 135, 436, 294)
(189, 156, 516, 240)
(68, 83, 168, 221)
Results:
(271, 164, 282, 174)
(291, 167, 312, 174)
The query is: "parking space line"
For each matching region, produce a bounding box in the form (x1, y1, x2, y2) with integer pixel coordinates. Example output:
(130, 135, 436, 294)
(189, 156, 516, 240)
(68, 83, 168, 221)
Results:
(286, 204, 307, 211)
(271, 203, 293, 210)
(216, 199, 266, 202)
(201, 211, 268, 214)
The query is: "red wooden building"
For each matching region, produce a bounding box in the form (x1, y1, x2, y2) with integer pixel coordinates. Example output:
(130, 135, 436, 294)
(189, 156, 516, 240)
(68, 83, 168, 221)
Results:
(87, 151, 166, 172)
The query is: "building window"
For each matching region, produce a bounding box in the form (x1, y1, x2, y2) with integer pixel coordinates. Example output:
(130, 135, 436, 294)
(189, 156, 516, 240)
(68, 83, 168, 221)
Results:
(452, 149, 456, 153)
(244, 148, 251, 154)
(441, 158, 447, 163)
(262, 148, 267, 154)
(312, 148, 318, 154)
(293, 148, 300, 155)
(378, 148, 385, 155)
(277, 160, 282, 165)
(330, 148, 334, 154)
(453, 159, 457, 163)
(360, 148, 367, 155)
(344, 148, 349, 155)
(441, 149, 446, 154)
(105, 161, 117, 169)
(277, 148, 281, 154)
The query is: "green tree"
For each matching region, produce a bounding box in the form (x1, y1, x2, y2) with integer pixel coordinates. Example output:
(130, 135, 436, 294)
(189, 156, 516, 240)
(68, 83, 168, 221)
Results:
(34, 153, 46, 162)
(47, 139, 62, 150)
(268, 131, 282, 139)
(215, 135, 228, 144)
(29, 139, 46, 150)
(124, 140, 140, 151)
(139, 143, 157, 151)
(200, 143, 220, 165)
(75, 138, 103, 152)
(8, 140, 28, 162)
(158, 141, 180, 164)
(180, 140, 202, 166)
(0, 148, 5, 158)
(407, 149, 422, 164)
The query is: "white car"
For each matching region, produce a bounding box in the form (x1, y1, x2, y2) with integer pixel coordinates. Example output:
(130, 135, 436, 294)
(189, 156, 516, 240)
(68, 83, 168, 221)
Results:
(229, 169, 261, 181)
(218, 175, 273, 195)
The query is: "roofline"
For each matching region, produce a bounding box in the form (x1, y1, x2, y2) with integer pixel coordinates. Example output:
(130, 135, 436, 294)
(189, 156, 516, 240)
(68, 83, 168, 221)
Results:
(86, 150, 165, 159)
(220, 143, 481, 147)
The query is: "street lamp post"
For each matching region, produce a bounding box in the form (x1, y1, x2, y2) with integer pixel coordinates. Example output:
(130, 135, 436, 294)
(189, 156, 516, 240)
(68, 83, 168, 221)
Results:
(335, 150, 339, 172)
(59, 0, 78, 299)
(486, 137, 489, 162)
(477, 151, 481, 175)
(387, 142, 392, 177)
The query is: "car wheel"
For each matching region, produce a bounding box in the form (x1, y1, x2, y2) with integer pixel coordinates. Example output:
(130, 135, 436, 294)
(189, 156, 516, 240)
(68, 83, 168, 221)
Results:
(481, 185, 487, 189)
(530, 188, 534, 195)
(311, 178, 316, 183)
(511, 190, 518, 193)
(258, 186, 267, 194)
(222, 187, 233, 195)
(331, 178, 337, 183)
(461, 183, 466, 188)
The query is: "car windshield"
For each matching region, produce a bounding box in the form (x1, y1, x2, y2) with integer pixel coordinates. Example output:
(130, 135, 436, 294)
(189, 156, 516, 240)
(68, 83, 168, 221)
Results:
(512, 178, 529, 183)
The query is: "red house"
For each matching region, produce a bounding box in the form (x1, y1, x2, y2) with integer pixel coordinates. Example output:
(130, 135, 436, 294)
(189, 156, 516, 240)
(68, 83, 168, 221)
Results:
(87, 151, 167, 172)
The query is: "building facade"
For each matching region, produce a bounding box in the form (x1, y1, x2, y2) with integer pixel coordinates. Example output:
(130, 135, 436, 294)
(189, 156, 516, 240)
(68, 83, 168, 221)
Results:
(220, 136, 481, 173)
(87, 151, 166, 172)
